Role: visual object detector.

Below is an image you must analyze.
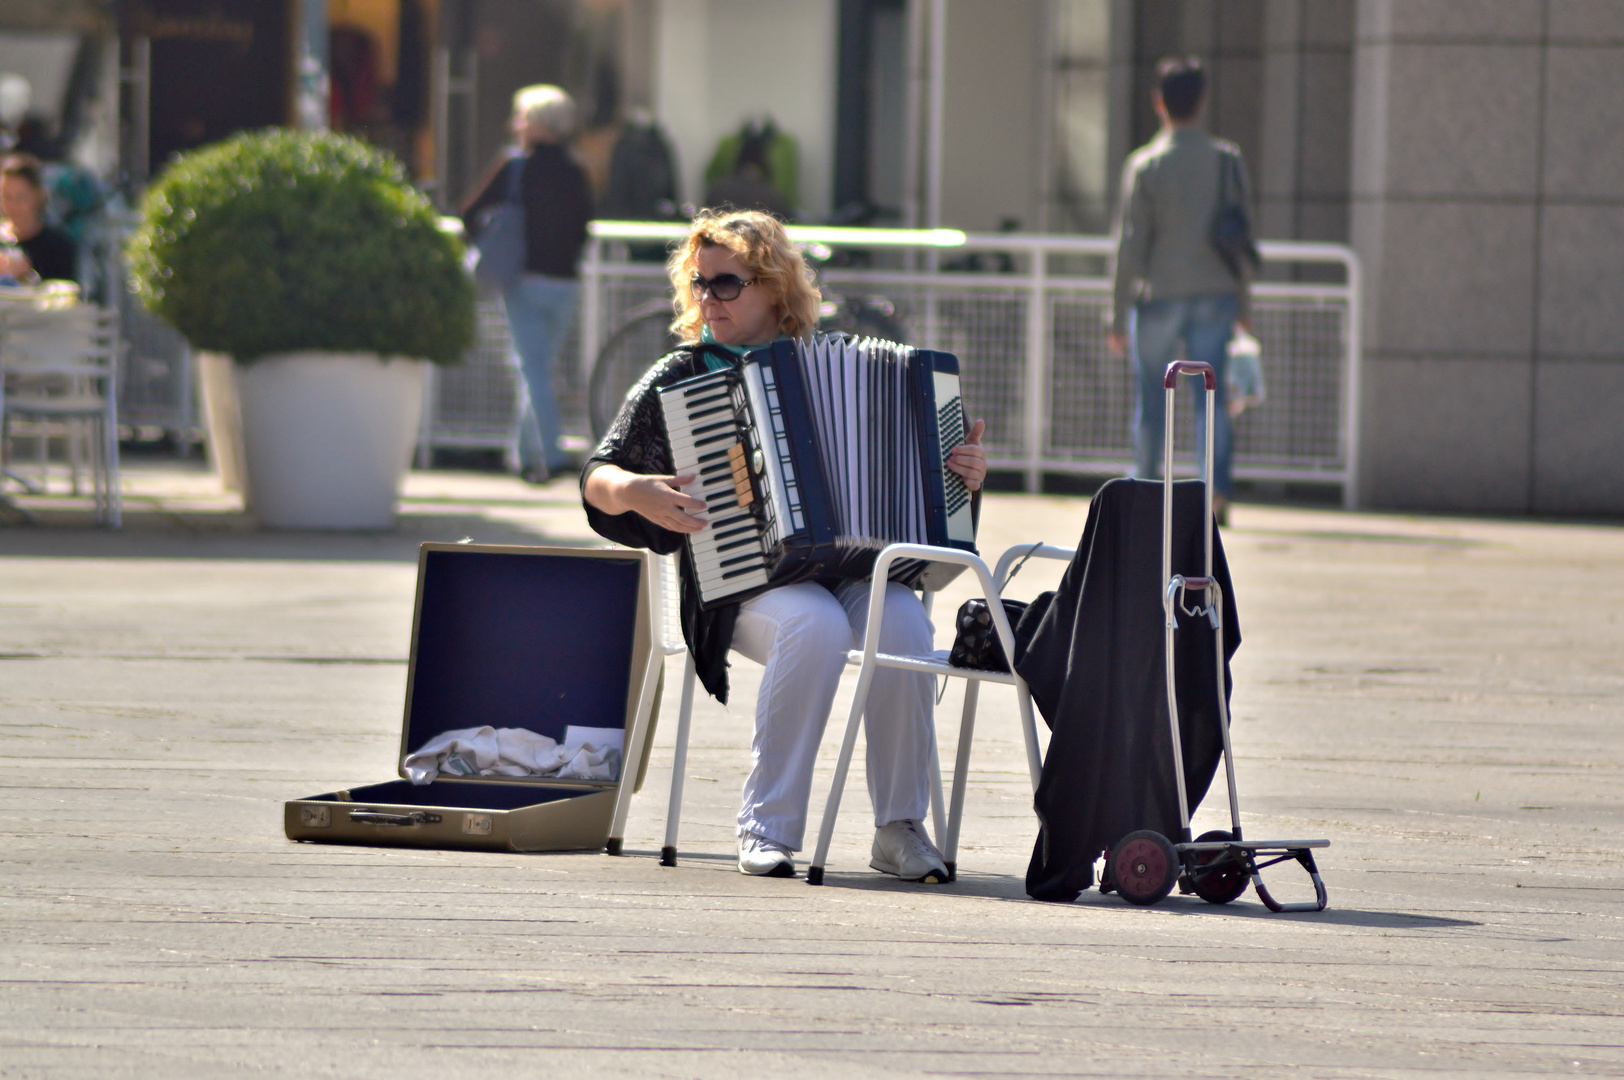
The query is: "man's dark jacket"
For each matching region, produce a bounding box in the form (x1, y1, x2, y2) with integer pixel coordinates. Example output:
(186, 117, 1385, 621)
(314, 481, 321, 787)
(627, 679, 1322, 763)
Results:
(1015, 478, 1240, 902)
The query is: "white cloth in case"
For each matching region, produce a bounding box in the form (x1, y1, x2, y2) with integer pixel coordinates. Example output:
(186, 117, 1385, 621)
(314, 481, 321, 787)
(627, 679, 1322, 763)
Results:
(404, 726, 622, 785)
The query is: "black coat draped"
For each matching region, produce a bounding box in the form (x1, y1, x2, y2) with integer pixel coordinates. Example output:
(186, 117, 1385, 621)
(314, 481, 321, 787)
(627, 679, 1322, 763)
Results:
(580, 345, 741, 703)
(1015, 478, 1240, 903)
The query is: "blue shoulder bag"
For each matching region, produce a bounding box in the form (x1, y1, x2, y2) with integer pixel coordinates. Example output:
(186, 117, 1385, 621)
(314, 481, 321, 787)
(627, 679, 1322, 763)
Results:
(469, 156, 527, 291)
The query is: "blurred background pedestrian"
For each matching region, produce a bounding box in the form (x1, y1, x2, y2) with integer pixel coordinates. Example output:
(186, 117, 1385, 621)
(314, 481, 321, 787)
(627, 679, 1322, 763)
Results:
(462, 84, 593, 482)
(1106, 56, 1254, 525)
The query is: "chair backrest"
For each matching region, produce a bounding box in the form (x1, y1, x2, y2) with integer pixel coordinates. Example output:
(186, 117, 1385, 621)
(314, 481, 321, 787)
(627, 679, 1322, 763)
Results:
(993, 542, 1077, 597)
(1, 305, 117, 378)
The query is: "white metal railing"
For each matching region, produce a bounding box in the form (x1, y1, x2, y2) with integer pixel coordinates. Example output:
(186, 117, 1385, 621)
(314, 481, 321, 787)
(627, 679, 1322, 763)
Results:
(578, 222, 1360, 509)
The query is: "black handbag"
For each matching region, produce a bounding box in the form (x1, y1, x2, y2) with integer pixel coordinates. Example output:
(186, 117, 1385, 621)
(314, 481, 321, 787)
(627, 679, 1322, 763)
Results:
(1210, 149, 1260, 279)
(947, 544, 1053, 674)
(949, 597, 1030, 672)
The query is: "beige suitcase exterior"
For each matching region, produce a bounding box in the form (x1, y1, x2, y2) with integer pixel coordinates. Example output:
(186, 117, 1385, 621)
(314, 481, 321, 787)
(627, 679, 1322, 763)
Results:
(285, 543, 662, 853)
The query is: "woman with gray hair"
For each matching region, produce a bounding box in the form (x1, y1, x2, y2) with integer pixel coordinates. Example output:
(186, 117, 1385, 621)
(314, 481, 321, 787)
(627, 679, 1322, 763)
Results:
(462, 84, 594, 481)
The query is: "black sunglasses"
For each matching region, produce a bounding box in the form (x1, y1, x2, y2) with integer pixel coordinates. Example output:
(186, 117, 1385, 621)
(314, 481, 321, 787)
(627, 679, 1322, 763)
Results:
(689, 272, 758, 302)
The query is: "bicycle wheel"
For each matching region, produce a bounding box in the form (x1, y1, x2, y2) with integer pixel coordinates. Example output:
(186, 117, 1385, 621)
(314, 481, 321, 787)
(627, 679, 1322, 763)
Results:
(589, 304, 679, 439)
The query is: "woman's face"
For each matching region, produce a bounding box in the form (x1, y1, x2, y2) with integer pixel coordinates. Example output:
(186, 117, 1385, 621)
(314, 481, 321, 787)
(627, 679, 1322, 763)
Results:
(695, 245, 780, 346)
(0, 175, 44, 228)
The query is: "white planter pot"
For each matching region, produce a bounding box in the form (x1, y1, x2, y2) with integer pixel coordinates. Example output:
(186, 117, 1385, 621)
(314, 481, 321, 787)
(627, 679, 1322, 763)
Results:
(233, 352, 427, 530)
(197, 351, 249, 499)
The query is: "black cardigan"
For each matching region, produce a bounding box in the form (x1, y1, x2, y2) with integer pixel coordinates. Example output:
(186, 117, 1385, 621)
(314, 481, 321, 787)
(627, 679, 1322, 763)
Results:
(580, 345, 741, 703)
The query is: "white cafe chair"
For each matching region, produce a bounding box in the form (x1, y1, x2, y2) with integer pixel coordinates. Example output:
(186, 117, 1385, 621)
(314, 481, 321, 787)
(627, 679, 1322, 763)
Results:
(0, 305, 121, 527)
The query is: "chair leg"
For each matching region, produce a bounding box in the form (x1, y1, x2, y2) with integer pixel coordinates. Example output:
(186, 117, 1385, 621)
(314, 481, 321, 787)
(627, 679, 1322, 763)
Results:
(926, 728, 948, 872)
(660, 653, 697, 867)
(807, 662, 877, 885)
(607, 649, 665, 855)
(88, 417, 102, 523)
(944, 679, 979, 873)
(104, 409, 121, 529)
(1016, 680, 1043, 792)
(68, 418, 82, 496)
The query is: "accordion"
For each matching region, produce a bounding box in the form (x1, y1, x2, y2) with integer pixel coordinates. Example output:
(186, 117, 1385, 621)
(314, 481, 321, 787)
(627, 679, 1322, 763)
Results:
(659, 336, 976, 610)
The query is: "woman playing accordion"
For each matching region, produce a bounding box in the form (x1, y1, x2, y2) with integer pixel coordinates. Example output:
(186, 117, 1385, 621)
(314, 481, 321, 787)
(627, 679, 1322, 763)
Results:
(581, 210, 987, 881)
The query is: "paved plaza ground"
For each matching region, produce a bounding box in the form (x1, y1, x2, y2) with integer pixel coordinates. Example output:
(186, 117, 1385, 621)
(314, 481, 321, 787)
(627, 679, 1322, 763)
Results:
(1, 461, 1620, 1078)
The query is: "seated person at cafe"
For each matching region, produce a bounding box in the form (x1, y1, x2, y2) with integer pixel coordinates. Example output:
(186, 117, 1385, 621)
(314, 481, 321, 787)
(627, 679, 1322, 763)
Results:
(1, 154, 76, 285)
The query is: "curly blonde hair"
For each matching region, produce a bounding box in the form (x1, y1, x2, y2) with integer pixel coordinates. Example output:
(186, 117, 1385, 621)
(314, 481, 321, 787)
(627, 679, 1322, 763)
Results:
(668, 209, 821, 344)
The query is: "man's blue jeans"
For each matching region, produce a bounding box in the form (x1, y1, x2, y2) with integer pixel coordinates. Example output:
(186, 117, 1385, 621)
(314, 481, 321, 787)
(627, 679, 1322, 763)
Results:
(503, 273, 580, 475)
(1129, 294, 1239, 496)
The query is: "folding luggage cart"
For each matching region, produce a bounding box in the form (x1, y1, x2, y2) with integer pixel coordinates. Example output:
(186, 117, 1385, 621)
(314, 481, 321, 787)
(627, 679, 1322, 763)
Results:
(1104, 359, 1328, 912)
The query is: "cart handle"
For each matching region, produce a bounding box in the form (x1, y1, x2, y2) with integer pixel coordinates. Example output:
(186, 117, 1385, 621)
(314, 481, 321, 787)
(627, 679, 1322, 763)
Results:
(1163, 360, 1216, 390)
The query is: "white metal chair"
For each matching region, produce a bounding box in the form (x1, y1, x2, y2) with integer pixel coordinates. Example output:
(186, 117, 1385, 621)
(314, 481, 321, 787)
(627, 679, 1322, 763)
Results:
(645, 555, 960, 869)
(805, 542, 1076, 884)
(0, 305, 121, 527)
(607, 551, 689, 856)
(638, 541, 1076, 881)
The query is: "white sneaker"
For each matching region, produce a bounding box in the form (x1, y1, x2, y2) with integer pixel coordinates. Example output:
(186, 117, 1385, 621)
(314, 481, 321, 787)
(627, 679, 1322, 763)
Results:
(737, 832, 795, 877)
(870, 819, 950, 883)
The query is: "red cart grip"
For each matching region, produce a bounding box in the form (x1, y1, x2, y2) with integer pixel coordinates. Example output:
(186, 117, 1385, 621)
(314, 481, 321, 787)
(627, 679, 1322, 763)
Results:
(1163, 360, 1217, 390)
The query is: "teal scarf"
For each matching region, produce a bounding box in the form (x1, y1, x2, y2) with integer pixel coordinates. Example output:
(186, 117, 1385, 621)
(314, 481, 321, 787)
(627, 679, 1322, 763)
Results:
(698, 325, 786, 371)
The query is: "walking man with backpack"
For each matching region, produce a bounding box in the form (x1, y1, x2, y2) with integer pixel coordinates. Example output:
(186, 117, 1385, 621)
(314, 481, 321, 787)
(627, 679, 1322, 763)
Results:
(1106, 57, 1257, 525)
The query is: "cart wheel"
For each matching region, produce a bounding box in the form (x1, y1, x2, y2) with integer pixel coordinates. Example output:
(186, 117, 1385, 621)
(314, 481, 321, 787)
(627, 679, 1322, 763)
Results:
(1109, 830, 1178, 906)
(1188, 829, 1249, 905)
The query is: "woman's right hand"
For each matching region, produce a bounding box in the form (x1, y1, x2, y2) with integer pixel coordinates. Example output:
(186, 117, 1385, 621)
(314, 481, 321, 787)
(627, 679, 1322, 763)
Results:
(585, 465, 708, 533)
(619, 473, 708, 533)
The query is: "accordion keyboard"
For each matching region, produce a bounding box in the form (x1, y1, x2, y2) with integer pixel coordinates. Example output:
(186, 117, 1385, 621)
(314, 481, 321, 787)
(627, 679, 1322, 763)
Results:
(659, 371, 772, 602)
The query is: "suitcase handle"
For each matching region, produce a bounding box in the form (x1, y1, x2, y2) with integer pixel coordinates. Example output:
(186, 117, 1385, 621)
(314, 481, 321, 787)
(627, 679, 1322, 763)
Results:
(1162, 360, 1216, 390)
(349, 810, 442, 827)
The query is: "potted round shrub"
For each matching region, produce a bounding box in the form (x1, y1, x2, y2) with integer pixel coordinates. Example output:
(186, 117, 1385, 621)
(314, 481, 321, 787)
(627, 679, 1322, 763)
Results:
(128, 129, 474, 529)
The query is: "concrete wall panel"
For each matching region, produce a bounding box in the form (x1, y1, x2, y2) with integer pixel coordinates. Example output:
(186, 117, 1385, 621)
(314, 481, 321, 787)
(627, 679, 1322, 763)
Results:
(1541, 46, 1624, 200)
(1368, 200, 1536, 356)
(1380, 44, 1541, 198)
(1302, 0, 1356, 48)
(1538, 204, 1624, 357)
(1361, 356, 1532, 512)
(1297, 50, 1353, 197)
(1549, 0, 1624, 41)
(1382, 0, 1544, 43)
(1294, 199, 1349, 244)
(1532, 359, 1624, 513)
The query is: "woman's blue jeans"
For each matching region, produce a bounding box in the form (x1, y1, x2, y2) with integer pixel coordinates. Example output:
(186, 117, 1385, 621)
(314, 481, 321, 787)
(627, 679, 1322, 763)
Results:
(503, 273, 580, 474)
(1129, 294, 1238, 496)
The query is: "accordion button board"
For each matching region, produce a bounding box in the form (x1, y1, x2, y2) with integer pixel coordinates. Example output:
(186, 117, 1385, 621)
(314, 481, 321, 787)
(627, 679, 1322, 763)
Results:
(660, 373, 775, 598)
(659, 336, 976, 611)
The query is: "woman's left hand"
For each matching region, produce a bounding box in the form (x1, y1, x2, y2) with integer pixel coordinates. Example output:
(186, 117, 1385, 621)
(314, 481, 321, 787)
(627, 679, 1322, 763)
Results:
(946, 418, 987, 491)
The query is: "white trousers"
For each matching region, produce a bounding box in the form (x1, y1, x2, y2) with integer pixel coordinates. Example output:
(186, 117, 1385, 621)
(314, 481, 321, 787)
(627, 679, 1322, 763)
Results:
(729, 580, 936, 851)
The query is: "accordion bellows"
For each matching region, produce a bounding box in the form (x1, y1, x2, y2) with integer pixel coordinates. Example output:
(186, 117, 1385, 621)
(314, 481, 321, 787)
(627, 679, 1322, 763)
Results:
(660, 335, 976, 610)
